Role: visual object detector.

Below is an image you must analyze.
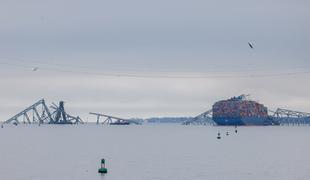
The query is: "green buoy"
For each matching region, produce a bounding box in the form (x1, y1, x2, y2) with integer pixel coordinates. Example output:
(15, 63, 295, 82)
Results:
(98, 158, 108, 174)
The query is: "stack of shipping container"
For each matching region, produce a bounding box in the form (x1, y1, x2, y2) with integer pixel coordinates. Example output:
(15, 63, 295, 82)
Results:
(213, 96, 268, 118)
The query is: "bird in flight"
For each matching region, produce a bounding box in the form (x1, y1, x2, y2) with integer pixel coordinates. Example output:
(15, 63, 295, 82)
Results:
(32, 67, 39, 71)
(248, 42, 254, 49)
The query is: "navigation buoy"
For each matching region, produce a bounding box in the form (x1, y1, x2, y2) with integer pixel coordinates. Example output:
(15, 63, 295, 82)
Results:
(226, 132, 229, 136)
(98, 159, 108, 174)
(217, 132, 221, 139)
(235, 126, 238, 133)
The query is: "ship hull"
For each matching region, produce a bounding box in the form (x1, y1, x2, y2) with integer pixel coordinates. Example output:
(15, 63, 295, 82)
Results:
(213, 117, 271, 126)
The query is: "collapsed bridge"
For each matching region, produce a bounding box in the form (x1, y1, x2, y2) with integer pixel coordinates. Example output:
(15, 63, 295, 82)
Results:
(270, 108, 310, 125)
(183, 108, 310, 126)
(183, 95, 310, 126)
(89, 112, 142, 125)
(2, 96, 309, 126)
(2, 99, 83, 125)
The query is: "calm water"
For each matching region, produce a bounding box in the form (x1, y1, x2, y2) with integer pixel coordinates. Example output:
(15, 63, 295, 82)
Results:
(0, 124, 309, 180)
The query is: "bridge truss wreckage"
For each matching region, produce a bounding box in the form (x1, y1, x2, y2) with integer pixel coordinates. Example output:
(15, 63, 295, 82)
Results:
(2, 99, 83, 125)
(270, 108, 310, 125)
(89, 112, 141, 125)
(182, 110, 216, 125)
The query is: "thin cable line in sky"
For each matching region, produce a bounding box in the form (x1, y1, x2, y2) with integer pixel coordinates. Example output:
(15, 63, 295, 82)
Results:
(1, 61, 310, 79)
(1, 56, 309, 75)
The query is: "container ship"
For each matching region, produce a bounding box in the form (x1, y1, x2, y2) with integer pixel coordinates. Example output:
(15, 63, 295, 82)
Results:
(212, 95, 275, 126)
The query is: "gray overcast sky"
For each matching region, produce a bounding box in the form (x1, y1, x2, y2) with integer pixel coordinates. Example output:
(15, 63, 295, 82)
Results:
(0, 0, 309, 121)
